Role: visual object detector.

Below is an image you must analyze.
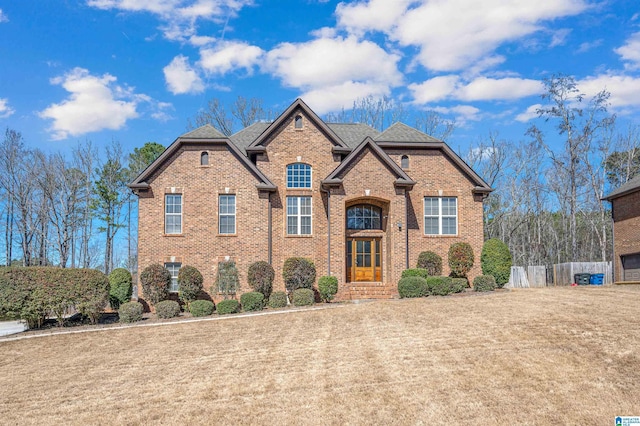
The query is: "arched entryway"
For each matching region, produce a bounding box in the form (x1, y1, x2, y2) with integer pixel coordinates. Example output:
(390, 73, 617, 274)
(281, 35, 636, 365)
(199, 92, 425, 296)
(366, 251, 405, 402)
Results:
(345, 200, 388, 283)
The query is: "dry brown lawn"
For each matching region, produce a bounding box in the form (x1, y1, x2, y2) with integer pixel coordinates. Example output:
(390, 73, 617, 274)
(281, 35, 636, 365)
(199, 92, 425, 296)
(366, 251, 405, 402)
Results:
(1, 286, 639, 425)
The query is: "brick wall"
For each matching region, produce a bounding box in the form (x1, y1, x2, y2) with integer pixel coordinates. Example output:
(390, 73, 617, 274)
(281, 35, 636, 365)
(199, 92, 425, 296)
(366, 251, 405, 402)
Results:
(612, 190, 640, 281)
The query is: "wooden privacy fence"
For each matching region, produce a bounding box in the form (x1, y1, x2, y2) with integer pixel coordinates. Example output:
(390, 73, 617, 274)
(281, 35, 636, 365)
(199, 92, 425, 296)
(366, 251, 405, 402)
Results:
(505, 266, 529, 288)
(527, 266, 547, 288)
(552, 262, 612, 286)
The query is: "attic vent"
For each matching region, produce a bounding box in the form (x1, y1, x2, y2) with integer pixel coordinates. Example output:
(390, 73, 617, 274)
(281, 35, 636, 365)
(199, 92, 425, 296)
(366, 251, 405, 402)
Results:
(295, 115, 303, 129)
(201, 151, 209, 166)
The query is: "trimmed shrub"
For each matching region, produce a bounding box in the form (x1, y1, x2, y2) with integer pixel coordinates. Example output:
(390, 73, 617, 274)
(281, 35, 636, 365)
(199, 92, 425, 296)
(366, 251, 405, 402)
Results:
(291, 288, 315, 306)
(416, 251, 443, 276)
(398, 276, 428, 298)
(426, 276, 453, 296)
(215, 261, 239, 297)
(318, 276, 339, 302)
(178, 265, 204, 307)
(268, 291, 288, 308)
(448, 242, 475, 278)
(119, 301, 143, 323)
(217, 299, 240, 315)
(108, 268, 132, 310)
(155, 300, 181, 319)
(474, 275, 497, 292)
(450, 278, 468, 294)
(481, 239, 512, 288)
(240, 292, 265, 312)
(283, 258, 316, 293)
(401, 268, 429, 280)
(247, 261, 275, 300)
(140, 264, 171, 306)
(189, 300, 215, 317)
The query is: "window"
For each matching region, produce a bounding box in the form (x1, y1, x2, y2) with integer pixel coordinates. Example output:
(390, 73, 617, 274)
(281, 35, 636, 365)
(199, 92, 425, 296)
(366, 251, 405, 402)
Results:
(401, 155, 409, 169)
(424, 197, 457, 235)
(200, 151, 208, 166)
(287, 196, 312, 235)
(165, 262, 181, 292)
(219, 194, 236, 234)
(347, 204, 382, 230)
(165, 194, 182, 234)
(286, 163, 312, 188)
(295, 115, 303, 128)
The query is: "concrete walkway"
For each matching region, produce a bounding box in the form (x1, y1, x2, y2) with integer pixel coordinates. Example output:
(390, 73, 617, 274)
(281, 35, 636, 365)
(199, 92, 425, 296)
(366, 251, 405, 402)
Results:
(0, 320, 28, 337)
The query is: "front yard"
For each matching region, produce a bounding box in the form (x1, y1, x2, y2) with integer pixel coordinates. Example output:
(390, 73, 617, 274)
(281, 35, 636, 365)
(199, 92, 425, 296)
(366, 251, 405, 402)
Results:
(1, 286, 639, 425)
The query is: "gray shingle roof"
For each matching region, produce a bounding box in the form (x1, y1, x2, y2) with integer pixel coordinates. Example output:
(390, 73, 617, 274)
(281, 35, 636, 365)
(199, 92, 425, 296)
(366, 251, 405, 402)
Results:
(374, 122, 441, 143)
(603, 174, 640, 200)
(180, 124, 226, 139)
(230, 122, 271, 154)
(327, 123, 380, 148)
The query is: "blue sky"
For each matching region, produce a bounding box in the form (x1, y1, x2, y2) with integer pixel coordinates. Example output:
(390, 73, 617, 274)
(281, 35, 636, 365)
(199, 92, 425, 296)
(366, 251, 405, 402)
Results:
(1, 0, 640, 156)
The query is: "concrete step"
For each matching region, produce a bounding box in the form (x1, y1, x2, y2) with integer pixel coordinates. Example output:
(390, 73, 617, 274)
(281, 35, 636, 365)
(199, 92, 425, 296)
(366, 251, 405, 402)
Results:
(0, 321, 28, 337)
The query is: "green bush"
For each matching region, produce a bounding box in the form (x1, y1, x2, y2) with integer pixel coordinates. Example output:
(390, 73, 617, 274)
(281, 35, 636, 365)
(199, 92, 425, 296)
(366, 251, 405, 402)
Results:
(217, 299, 240, 315)
(189, 300, 215, 317)
(282, 257, 316, 293)
(140, 264, 171, 306)
(481, 239, 512, 288)
(155, 300, 181, 319)
(108, 268, 132, 310)
(178, 265, 204, 307)
(318, 276, 339, 302)
(291, 288, 315, 306)
(401, 268, 429, 280)
(426, 276, 453, 296)
(215, 261, 239, 297)
(416, 251, 443, 276)
(240, 292, 265, 312)
(474, 275, 497, 292)
(268, 291, 288, 308)
(450, 278, 468, 293)
(448, 242, 475, 278)
(119, 301, 143, 323)
(398, 276, 428, 298)
(247, 261, 275, 300)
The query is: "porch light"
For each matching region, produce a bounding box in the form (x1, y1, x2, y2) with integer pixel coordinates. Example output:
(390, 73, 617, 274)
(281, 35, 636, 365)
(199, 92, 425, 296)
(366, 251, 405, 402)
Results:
(397, 221, 402, 231)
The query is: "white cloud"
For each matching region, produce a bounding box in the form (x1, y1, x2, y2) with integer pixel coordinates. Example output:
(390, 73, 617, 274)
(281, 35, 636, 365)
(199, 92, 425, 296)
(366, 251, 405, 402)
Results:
(39, 68, 140, 140)
(0, 8, 8, 22)
(163, 55, 204, 94)
(578, 73, 640, 112)
(302, 82, 391, 115)
(410, 76, 542, 104)
(577, 39, 602, 53)
(199, 41, 264, 75)
(336, 0, 413, 35)
(432, 105, 482, 124)
(615, 32, 640, 69)
(0, 98, 15, 118)
(515, 103, 542, 122)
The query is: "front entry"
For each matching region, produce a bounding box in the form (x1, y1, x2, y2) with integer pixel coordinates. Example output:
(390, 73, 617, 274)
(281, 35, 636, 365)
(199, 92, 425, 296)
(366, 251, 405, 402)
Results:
(346, 238, 382, 282)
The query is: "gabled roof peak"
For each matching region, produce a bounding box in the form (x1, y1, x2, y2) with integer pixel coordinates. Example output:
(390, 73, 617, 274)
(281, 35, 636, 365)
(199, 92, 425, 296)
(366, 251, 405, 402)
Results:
(180, 123, 226, 139)
(375, 122, 441, 143)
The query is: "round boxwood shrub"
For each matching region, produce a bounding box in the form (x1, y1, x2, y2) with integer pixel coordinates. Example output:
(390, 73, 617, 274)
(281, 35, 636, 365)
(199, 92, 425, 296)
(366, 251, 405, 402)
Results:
(448, 242, 475, 278)
(247, 261, 275, 300)
(398, 276, 428, 298)
(155, 300, 181, 319)
(401, 268, 429, 280)
(189, 300, 215, 317)
(217, 299, 240, 315)
(178, 265, 203, 307)
(268, 291, 288, 308)
(318, 276, 339, 302)
(282, 257, 316, 293)
(481, 239, 512, 288)
(240, 291, 265, 312)
(417, 251, 443, 276)
(108, 268, 132, 310)
(291, 288, 315, 306)
(450, 278, 468, 294)
(140, 264, 171, 306)
(118, 301, 143, 323)
(426, 276, 453, 296)
(474, 275, 497, 292)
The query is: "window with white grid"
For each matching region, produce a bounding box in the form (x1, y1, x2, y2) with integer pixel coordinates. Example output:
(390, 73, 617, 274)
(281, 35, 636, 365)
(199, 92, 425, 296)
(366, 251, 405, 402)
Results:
(287, 196, 312, 235)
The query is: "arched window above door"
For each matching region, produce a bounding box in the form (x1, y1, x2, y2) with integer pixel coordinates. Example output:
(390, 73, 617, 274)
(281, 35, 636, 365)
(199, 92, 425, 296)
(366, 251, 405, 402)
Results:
(347, 204, 382, 230)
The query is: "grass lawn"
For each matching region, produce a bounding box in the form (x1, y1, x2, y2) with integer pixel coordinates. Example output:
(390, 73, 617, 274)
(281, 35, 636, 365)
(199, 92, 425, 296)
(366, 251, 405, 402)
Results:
(1, 286, 639, 425)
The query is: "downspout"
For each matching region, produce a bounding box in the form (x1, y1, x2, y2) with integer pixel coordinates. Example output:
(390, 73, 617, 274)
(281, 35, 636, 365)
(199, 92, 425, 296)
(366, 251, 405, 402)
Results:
(268, 195, 272, 265)
(405, 190, 409, 270)
(610, 201, 615, 283)
(321, 186, 331, 275)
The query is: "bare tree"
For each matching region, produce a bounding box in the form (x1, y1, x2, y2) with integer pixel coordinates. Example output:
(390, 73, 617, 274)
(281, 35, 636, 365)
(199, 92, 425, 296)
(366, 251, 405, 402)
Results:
(605, 125, 640, 187)
(232, 96, 265, 128)
(74, 141, 97, 268)
(415, 110, 456, 141)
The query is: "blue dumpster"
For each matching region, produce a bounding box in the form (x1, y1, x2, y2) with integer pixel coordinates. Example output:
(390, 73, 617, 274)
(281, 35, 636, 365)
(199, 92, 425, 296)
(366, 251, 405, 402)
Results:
(590, 273, 604, 285)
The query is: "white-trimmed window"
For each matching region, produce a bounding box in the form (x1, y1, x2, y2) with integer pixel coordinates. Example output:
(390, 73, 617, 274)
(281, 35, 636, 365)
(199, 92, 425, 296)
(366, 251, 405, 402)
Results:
(286, 163, 312, 188)
(165, 194, 182, 234)
(424, 197, 457, 235)
(165, 262, 181, 292)
(287, 196, 312, 235)
(219, 194, 236, 234)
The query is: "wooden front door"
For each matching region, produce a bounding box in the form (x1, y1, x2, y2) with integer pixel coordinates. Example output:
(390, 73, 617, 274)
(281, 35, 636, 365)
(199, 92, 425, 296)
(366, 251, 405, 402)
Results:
(346, 238, 382, 282)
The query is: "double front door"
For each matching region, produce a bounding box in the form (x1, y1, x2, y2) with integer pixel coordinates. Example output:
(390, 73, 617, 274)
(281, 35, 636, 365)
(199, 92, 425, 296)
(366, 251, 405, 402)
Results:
(346, 238, 382, 282)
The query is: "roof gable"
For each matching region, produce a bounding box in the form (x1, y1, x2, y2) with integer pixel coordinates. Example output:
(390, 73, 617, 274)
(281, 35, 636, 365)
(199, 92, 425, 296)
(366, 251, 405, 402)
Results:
(603, 174, 640, 201)
(180, 123, 226, 139)
(375, 122, 440, 143)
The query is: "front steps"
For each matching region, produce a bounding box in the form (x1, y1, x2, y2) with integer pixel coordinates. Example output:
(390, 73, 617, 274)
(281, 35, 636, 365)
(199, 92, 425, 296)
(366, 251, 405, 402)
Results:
(342, 282, 396, 300)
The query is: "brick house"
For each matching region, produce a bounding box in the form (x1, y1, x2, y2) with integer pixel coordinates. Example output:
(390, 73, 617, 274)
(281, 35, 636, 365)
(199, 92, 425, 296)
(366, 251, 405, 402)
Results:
(129, 99, 492, 301)
(603, 175, 640, 283)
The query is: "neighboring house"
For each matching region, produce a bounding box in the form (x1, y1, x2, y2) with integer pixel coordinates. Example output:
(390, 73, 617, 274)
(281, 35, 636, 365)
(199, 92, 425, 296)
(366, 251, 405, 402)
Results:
(603, 175, 640, 283)
(129, 99, 492, 301)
